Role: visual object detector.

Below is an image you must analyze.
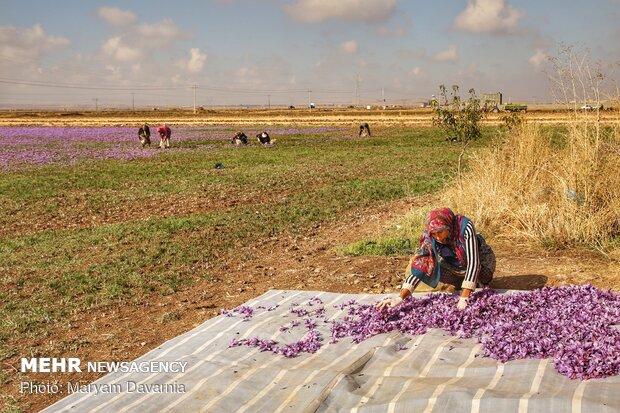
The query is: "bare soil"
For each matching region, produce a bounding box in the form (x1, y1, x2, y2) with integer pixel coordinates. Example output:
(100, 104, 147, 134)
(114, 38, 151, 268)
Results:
(5, 195, 619, 413)
(2, 110, 618, 412)
(1, 107, 618, 127)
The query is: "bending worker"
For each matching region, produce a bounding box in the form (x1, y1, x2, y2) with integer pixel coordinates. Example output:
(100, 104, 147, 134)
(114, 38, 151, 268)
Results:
(157, 124, 172, 149)
(378, 207, 495, 311)
(138, 123, 151, 147)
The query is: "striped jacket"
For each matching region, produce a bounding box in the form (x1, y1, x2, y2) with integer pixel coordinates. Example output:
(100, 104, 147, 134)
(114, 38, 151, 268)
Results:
(403, 220, 480, 292)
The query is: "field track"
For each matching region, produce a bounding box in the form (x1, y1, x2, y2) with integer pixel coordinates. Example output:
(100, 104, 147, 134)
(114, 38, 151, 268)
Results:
(1, 108, 618, 127)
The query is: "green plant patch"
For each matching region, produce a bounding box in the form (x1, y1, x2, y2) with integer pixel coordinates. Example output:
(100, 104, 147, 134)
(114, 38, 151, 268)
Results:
(0, 126, 496, 365)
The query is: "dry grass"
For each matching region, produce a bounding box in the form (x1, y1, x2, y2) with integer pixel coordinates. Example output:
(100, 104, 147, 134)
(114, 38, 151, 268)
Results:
(441, 117, 620, 255)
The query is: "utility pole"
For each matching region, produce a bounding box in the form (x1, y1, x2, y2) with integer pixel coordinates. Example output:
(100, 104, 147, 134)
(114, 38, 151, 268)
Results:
(131, 92, 135, 111)
(268, 94, 271, 110)
(192, 84, 197, 114)
(94, 97, 98, 112)
(355, 74, 360, 107)
(382, 87, 385, 108)
(307, 89, 311, 112)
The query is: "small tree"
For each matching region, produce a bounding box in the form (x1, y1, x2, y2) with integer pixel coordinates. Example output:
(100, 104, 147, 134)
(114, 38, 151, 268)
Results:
(432, 84, 483, 188)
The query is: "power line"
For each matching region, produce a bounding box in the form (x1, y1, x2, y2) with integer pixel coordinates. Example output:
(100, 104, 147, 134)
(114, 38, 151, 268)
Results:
(0, 77, 303, 94)
(0, 77, 358, 95)
(0, 76, 429, 107)
(0, 78, 183, 91)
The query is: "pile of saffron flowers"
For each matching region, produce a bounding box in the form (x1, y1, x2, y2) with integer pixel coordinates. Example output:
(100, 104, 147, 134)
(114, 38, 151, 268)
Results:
(224, 285, 620, 380)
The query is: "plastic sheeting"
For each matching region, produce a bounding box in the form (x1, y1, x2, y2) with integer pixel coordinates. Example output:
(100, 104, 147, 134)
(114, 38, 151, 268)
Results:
(42, 289, 620, 413)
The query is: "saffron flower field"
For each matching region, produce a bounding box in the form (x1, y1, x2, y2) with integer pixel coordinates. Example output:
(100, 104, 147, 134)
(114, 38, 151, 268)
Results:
(3, 118, 619, 413)
(0, 126, 346, 169)
(5, 123, 461, 412)
(225, 285, 620, 381)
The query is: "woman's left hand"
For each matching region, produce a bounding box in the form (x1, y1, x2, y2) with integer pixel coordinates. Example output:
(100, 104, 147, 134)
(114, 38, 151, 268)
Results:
(456, 296, 469, 310)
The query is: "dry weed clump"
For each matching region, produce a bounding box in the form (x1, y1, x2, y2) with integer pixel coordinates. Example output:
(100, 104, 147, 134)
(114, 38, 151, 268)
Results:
(442, 120, 620, 253)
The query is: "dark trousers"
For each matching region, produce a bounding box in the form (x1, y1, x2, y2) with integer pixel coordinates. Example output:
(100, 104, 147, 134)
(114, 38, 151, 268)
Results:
(439, 234, 496, 288)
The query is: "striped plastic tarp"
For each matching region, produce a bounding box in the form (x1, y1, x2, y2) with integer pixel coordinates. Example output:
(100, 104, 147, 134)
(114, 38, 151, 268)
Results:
(42, 290, 620, 413)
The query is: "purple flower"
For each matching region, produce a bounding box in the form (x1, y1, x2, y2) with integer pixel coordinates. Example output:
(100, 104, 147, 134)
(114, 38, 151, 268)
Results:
(329, 285, 620, 380)
(221, 305, 254, 320)
(225, 285, 620, 380)
(0, 125, 349, 170)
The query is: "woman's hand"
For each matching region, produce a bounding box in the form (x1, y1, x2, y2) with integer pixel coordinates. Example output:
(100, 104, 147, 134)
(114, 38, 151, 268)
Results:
(376, 297, 403, 310)
(456, 288, 472, 310)
(456, 296, 469, 310)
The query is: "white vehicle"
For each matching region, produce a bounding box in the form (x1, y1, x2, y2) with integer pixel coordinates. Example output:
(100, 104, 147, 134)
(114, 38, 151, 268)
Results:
(581, 104, 594, 110)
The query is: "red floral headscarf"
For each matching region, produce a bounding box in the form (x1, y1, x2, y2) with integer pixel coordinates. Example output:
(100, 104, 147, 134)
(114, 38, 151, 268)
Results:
(410, 208, 469, 287)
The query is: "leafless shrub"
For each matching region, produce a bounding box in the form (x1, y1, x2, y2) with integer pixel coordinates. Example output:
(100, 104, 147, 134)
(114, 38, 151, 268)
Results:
(440, 47, 620, 254)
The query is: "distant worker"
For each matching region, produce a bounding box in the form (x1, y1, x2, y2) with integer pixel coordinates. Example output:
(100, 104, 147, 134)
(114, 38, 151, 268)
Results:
(138, 123, 151, 147)
(257, 131, 271, 145)
(359, 122, 371, 137)
(232, 131, 248, 145)
(157, 124, 171, 149)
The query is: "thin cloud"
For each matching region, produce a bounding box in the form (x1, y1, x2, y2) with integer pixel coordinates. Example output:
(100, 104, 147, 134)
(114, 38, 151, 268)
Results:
(0, 24, 70, 64)
(529, 48, 548, 67)
(104, 64, 122, 80)
(284, 0, 398, 24)
(374, 15, 412, 37)
(236, 66, 262, 86)
(432, 44, 458, 62)
(136, 19, 185, 45)
(97, 7, 137, 27)
(102, 36, 143, 63)
(374, 24, 407, 37)
(100, 17, 187, 64)
(454, 0, 525, 34)
(340, 40, 358, 54)
(398, 47, 427, 59)
(179, 48, 207, 73)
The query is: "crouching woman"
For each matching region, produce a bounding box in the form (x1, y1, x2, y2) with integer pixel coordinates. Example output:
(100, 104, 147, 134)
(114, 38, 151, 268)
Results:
(378, 208, 495, 311)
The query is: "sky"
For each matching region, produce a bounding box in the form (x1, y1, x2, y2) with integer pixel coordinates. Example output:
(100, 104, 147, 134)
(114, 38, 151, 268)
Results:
(1, 0, 619, 108)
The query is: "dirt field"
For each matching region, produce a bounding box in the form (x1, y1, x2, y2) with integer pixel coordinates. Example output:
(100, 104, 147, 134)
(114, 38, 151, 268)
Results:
(11, 195, 619, 412)
(2, 109, 619, 412)
(1, 107, 618, 127)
